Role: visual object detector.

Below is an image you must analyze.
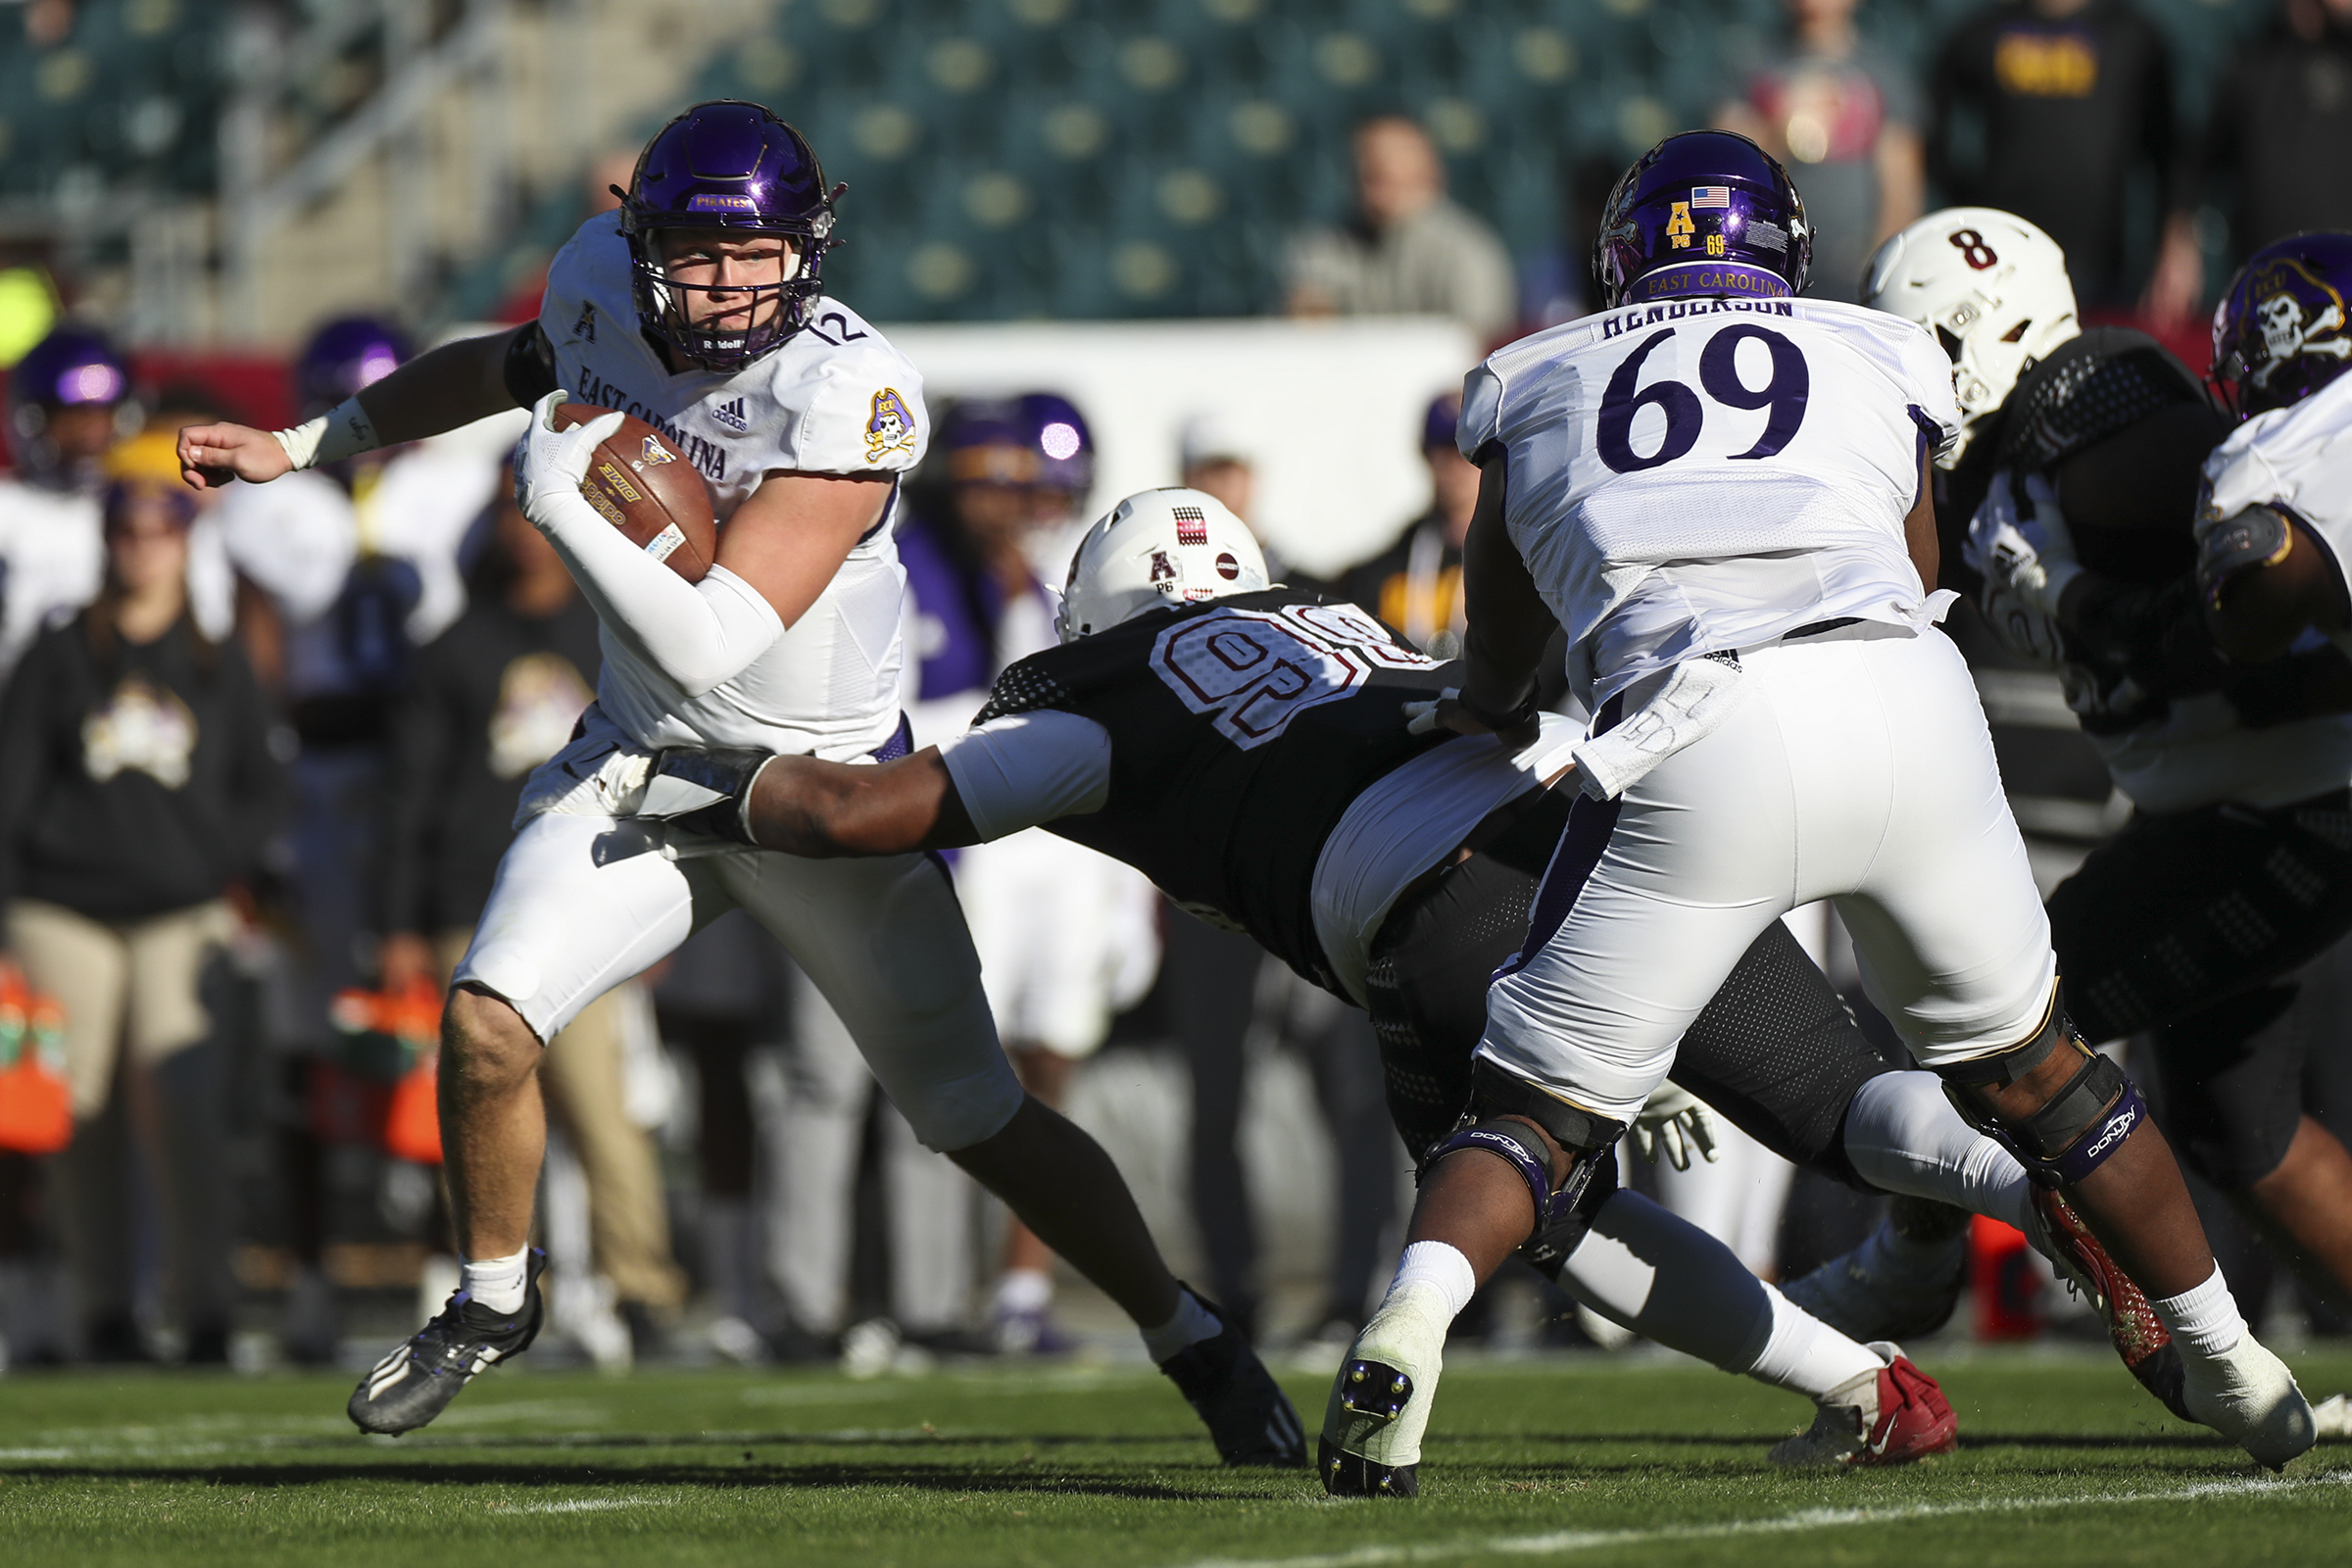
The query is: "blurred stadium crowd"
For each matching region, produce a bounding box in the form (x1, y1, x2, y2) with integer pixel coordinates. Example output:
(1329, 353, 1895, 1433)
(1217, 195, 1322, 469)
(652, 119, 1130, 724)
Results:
(0, 0, 2349, 1372)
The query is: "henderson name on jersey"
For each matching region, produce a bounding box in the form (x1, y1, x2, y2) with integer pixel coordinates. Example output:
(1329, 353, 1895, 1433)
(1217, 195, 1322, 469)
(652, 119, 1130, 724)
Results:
(1462, 295, 1960, 710)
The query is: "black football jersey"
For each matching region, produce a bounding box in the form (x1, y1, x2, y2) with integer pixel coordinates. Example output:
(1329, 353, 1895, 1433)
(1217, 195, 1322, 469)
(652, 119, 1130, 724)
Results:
(973, 589, 1457, 995)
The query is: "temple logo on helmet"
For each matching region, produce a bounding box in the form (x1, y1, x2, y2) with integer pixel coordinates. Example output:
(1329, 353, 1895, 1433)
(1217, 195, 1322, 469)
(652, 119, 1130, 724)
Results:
(864, 388, 915, 463)
(2247, 260, 2351, 391)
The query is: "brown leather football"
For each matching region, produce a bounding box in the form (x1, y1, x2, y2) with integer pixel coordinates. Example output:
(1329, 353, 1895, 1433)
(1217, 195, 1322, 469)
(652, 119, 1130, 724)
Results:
(552, 403, 717, 584)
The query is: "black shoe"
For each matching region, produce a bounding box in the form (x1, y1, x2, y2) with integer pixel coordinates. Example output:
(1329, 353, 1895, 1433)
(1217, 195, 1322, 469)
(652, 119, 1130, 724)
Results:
(1156, 1288, 1307, 1467)
(347, 1250, 544, 1435)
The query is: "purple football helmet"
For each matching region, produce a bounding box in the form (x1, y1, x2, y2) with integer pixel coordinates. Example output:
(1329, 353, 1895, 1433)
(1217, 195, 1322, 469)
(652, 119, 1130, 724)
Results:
(617, 100, 842, 371)
(2210, 231, 2352, 420)
(1018, 392, 1094, 495)
(1592, 130, 1812, 310)
(297, 316, 410, 417)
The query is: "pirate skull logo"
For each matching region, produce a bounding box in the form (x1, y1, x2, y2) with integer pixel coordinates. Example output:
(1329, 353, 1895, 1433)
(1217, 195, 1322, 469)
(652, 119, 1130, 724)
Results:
(2249, 261, 2352, 389)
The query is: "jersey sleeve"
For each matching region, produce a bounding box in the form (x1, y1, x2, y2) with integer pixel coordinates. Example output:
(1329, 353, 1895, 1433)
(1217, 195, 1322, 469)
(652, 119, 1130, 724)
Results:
(1889, 319, 1963, 457)
(935, 709, 1114, 840)
(768, 318, 931, 476)
(1458, 362, 1505, 463)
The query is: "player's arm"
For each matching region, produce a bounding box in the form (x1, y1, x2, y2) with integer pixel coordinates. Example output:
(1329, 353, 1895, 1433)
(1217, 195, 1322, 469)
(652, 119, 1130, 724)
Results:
(1904, 448, 1938, 593)
(647, 708, 1112, 856)
(1421, 453, 1549, 748)
(715, 467, 896, 629)
(177, 325, 529, 490)
(2194, 506, 2351, 664)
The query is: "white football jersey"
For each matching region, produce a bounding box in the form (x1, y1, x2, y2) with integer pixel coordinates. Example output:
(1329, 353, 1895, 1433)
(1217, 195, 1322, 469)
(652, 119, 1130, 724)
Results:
(538, 212, 931, 757)
(2204, 367, 2352, 641)
(1459, 297, 1959, 707)
(0, 476, 101, 681)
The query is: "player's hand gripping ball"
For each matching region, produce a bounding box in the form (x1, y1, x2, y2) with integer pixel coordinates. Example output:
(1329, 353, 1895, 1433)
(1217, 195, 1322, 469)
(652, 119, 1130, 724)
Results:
(515, 390, 717, 582)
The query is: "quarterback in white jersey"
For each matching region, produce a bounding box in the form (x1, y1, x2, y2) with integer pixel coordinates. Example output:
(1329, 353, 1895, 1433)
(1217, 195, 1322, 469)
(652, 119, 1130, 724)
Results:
(1315, 133, 2310, 1494)
(178, 101, 1303, 1466)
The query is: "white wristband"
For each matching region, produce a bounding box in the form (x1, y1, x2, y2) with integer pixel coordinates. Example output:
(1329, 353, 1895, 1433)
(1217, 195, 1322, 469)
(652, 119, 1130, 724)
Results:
(271, 398, 379, 470)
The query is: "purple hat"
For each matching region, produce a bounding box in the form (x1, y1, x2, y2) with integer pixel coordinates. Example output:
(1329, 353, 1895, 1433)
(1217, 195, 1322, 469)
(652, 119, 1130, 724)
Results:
(11, 327, 127, 411)
(297, 316, 410, 417)
(1018, 391, 1094, 494)
(617, 100, 842, 370)
(2211, 231, 2352, 420)
(1592, 130, 1811, 310)
(940, 398, 1035, 484)
(1422, 391, 1459, 453)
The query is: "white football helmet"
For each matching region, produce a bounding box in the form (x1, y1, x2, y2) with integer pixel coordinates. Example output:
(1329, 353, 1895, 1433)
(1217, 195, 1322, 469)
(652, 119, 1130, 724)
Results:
(1054, 487, 1270, 642)
(1861, 207, 2081, 467)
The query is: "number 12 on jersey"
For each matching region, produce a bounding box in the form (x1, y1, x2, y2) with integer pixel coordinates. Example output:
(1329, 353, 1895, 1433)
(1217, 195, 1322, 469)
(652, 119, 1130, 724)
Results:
(1597, 324, 1810, 473)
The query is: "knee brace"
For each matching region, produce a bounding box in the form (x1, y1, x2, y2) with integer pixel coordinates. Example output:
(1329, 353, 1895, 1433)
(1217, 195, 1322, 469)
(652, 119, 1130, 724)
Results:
(1420, 1060, 1627, 1263)
(1937, 997, 2147, 1189)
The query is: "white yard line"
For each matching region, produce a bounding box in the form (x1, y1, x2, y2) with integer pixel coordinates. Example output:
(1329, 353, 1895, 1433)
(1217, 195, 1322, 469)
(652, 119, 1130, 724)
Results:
(507, 1495, 680, 1515)
(1167, 1470, 2352, 1568)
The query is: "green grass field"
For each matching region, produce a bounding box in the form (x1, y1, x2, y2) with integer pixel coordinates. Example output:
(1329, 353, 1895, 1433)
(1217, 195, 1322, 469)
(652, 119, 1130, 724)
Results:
(3, 1348, 2349, 1566)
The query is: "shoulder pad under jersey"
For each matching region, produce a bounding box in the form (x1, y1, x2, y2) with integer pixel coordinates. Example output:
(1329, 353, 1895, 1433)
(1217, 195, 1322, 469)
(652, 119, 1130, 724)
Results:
(1993, 328, 2206, 475)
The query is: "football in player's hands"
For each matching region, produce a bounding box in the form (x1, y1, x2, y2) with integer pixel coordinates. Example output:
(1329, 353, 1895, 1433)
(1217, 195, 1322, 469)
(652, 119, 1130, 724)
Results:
(549, 402, 718, 584)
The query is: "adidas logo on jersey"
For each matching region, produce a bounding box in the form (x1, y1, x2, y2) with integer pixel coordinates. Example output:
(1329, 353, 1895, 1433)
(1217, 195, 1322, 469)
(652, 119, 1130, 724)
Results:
(711, 397, 749, 432)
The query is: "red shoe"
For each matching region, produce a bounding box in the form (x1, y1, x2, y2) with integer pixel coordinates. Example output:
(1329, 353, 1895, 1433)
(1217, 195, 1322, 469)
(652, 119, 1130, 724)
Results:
(1768, 1346, 1958, 1467)
(2027, 1186, 2191, 1421)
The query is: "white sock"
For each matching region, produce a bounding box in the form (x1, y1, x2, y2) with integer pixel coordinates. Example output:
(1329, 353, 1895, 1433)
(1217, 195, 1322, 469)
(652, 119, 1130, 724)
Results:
(994, 1267, 1054, 1315)
(2152, 1265, 2245, 1358)
(1140, 1287, 1221, 1363)
(461, 1248, 530, 1315)
(1380, 1242, 1478, 1323)
(1742, 1284, 1886, 1399)
(1845, 1071, 2034, 1235)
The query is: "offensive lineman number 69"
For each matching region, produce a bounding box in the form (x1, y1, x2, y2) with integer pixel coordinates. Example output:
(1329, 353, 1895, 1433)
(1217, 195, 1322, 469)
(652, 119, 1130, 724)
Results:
(1596, 324, 1811, 472)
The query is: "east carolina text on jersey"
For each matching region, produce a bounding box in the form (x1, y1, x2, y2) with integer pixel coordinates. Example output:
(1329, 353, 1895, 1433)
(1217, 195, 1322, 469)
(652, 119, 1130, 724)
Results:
(569, 368, 728, 483)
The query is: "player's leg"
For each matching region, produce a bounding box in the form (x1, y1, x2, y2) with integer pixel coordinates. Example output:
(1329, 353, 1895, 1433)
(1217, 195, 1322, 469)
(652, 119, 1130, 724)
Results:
(1837, 628, 2312, 1466)
(350, 813, 711, 1434)
(2154, 942, 2352, 1313)
(1559, 1181, 1955, 1467)
(1327, 682, 1803, 1494)
(2048, 788, 2352, 1047)
(728, 847, 1304, 1465)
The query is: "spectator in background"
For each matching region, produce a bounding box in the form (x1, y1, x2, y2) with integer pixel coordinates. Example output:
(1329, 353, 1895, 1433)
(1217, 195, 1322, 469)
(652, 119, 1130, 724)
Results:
(0, 432, 286, 1362)
(1285, 116, 1517, 342)
(0, 329, 130, 684)
(1718, 0, 1925, 303)
(1177, 413, 1258, 540)
(376, 474, 686, 1363)
(1929, 0, 2180, 309)
(1334, 393, 1480, 661)
(0, 242, 59, 368)
(2147, 0, 2352, 328)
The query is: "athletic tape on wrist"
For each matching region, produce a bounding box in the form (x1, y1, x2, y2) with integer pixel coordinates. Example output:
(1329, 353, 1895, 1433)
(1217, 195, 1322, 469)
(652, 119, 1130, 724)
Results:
(272, 398, 379, 470)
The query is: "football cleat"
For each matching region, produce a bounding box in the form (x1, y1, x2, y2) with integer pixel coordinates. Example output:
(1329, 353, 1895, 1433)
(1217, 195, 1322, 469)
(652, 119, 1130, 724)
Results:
(1768, 1343, 1958, 1467)
(2023, 1187, 2190, 1421)
(2309, 1392, 2352, 1439)
(2179, 1331, 2317, 1471)
(1780, 1198, 1969, 1344)
(1155, 1290, 1307, 1468)
(1318, 1280, 1451, 1497)
(347, 1250, 545, 1436)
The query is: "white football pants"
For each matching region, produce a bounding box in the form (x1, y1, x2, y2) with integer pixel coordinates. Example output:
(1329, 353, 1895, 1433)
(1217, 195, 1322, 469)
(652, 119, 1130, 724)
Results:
(454, 813, 1025, 1153)
(1481, 627, 2056, 1123)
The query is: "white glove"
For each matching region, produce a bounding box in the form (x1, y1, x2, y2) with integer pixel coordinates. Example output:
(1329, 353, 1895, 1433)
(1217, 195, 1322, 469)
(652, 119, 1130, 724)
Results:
(1967, 470, 2082, 621)
(514, 390, 625, 533)
(1631, 1080, 1720, 1171)
(1980, 577, 2067, 667)
(1402, 688, 1456, 736)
